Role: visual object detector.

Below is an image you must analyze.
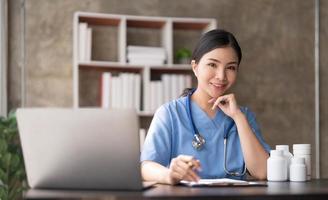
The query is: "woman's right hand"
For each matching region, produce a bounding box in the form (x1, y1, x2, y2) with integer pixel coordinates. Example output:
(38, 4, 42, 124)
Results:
(166, 155, 201, 185)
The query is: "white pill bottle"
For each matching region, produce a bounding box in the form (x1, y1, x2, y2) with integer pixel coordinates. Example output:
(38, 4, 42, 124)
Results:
(267, 150, 287, 181)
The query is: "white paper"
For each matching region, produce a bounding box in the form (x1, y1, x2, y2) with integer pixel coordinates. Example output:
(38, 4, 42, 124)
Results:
(180, 178, 247, 186)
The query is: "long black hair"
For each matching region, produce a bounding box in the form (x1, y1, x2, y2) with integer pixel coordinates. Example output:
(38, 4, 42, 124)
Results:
(181, 29, 242, 97)
(192, 29, 242, 64)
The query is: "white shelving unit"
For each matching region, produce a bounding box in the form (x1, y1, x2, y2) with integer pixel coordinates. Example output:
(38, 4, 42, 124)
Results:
(72, 11, 217, 116)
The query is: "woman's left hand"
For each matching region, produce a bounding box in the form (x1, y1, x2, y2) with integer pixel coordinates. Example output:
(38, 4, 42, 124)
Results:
(208, 93, 242, 120)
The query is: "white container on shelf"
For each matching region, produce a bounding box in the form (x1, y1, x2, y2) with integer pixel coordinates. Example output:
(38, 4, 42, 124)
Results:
(289, 157, 307, 182)
(276, 145, 293, 180)
(293, 144, 311, 180)
(267, 150, 287, 181)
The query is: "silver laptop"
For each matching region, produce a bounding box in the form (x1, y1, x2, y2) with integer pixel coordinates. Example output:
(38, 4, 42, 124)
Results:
(17, 108, 149, 190)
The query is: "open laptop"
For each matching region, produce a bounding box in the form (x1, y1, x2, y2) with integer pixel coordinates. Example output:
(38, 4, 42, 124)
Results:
(17, 108, 152, 190)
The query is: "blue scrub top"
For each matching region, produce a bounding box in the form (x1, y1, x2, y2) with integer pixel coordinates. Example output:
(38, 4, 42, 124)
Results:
(140, 96, 271, 180)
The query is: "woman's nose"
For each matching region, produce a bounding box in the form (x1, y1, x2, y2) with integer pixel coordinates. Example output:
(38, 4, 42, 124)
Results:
(215, 68, 226, 80)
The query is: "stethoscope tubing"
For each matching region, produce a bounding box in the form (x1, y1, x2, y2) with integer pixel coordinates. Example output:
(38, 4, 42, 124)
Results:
(186, 88, 246, 177)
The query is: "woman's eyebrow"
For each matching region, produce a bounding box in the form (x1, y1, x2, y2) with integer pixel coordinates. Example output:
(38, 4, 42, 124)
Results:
(207, 58, 238, 65)
(208, 58, 220, 63)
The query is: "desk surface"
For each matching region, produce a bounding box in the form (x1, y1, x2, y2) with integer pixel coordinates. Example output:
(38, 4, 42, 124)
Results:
(25, 179, 328, 200)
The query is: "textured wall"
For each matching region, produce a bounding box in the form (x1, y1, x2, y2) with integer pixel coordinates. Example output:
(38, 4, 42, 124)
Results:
(8, 0, 327, 178)
(320, 0, 328, 178)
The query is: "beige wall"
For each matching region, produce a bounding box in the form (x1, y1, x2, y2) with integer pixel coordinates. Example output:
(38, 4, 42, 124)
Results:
(8, 0, 328, 178)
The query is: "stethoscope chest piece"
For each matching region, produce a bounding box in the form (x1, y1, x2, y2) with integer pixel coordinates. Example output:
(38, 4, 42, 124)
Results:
(192, 133, 206, 150)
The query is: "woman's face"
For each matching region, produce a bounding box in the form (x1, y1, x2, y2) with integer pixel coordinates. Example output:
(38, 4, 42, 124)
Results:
(192, 46, 239, 99)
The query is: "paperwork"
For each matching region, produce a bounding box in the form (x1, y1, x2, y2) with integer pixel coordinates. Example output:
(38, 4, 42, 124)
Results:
(180, 178, 267, 187)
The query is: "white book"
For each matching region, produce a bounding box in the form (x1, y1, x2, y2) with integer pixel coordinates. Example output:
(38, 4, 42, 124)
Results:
(78, 23, 88, 62)
(134, 74, 141, 111)
(101, 72, 111, 109)
(127, 53, 166, 60)
(178, 74, 185, 97)
(121, 73, 129, 108)
(154, 81, 160, 110)
(162, 74, 171, 102)
(157, 81, 164, 108)
(139, 128, 146, 152)
(116, 76, 123, 108)
(128, 73, 135, 108)
(86, 27, 92, 61)
(128, 57, 165, 65)
(150, 81, 157, 112)
(185, 75, 193, 88)
(143, 68, 150, 112)
(111, 77, 117, 108)
(170, 74, 179, 100)
(127, 45, 166, 55)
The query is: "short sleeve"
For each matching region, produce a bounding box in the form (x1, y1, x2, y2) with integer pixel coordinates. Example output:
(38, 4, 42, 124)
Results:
(243, 107, 271, 153)
(140, 105, 172, 167)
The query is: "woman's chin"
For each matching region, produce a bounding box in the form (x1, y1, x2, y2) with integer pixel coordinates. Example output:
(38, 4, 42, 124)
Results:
(210, 91, 225, 99)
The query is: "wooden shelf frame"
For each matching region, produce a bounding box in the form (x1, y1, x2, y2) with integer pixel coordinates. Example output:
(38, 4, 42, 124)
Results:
(73, 11, 217, 115)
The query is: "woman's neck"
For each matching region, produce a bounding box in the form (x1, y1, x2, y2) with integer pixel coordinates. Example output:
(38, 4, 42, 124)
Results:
(191, 89, 217, 118)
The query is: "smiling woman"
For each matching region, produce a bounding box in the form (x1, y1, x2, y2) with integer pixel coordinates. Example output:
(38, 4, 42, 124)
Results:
(140, 29, 271, 185)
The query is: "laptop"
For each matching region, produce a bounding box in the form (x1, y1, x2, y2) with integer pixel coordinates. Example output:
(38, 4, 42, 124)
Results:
(17, 108, 152, 190)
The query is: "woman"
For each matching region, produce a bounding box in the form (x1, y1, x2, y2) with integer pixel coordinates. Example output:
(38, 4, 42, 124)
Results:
(140, 29, 271, 185)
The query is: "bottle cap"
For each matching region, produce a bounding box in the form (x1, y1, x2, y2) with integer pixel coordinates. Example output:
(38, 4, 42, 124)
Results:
(293, 144, 311, 150)
(291, 156, 305, 164)
(276, 145, 289, 152)
(293, 149, 311, 155)
(270, 149, 283, 156)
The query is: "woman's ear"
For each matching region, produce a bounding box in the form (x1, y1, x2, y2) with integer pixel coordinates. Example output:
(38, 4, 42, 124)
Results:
(191, 60, 198, 77)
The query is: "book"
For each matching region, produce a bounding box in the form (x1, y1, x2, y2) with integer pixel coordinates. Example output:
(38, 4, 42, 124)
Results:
(170, 74, 179, 100)
(127, 45, 167, 65)
(86, 27, 92, 61)
(134, 74, 141, 111)
(185, 75, 192, 88)
(100, 72, 112, 108)
(150, 81, 156, 111)
(78, 23, 87, 62)
(162, 74, 171, 102)
(127, 45, 166, 54)
(143, 68, 151, 112)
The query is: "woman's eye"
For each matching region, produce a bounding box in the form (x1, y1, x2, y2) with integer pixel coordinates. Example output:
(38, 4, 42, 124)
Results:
(207, 63, 216, 68)
(227, 66, 237, 71)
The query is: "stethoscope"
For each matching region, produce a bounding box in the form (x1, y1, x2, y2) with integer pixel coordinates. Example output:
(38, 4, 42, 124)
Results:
(186, 89, 247, 177)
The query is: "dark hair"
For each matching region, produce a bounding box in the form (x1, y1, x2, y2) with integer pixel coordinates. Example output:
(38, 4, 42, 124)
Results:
(181, 29, 242, 97)
(192, 29, 242, 64)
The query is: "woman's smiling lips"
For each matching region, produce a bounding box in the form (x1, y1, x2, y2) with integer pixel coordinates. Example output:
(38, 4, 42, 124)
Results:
(210, 82, 227, 89)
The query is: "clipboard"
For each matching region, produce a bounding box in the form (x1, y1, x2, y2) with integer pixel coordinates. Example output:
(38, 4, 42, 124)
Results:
(180, 178, 267, 187)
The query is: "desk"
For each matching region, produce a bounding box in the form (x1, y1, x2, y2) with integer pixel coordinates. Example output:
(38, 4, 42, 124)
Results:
(25, 179, 328, 200)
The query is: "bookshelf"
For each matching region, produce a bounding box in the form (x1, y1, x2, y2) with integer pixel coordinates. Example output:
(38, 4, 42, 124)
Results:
(73, 12, 217, 118)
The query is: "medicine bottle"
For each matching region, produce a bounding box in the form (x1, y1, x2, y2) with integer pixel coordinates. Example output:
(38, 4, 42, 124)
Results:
(276, 145, 293, 180)
(267, 150, 287, 181)
(289, 157, 306, 182)
(293, 144, 311, 180)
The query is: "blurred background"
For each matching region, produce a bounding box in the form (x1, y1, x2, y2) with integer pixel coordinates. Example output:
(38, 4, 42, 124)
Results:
(3, 0, 328, 178)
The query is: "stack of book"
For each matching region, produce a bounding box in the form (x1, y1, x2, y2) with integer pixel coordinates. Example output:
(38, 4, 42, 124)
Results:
(100, 72, 141, 111)
(78, 22, 92, 62)
(144, 74, 193, 112)
(127, 45, 166, 65)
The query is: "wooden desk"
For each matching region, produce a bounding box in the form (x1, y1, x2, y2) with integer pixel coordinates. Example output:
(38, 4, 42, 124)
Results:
(25, 179, 328, 200)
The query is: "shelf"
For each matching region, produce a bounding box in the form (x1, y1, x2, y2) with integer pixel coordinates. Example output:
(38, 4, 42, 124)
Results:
(79, 61, 143, 73)
(79, 16, 121, 26)
(127, 19, 166, 29)
(73, 11, 217, 121)
(76, 12, 122, 26)
(78, 61, 191, 71)
(137, 111, 154, 117)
